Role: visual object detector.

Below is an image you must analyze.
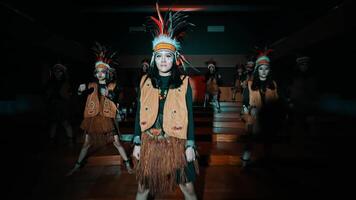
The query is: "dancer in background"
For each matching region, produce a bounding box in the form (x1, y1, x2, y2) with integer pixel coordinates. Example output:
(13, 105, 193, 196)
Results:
(45, 63, 74, 145)
(204, 59, 221, 112)
(232, 63, 245, 101)
(67, 43, 133, 176)
(241, 48, 279, 168)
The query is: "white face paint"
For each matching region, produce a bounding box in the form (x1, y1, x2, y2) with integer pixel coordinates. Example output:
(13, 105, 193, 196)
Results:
(155, 50, 174, 76)
(208, 64, 215, 73)
(95, 68, 107, 81)
(258, 64, 270, 81)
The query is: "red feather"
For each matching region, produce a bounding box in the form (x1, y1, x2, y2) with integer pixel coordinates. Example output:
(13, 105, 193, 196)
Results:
(256, 50, 264, 57)
(256, 49, 273, 57)
(176, 58, 181, 66)
(150, 16, 163, 35)
(265, 49, 273, 55)
(155, 3, 164, 34)
(180, 54, 189, 64)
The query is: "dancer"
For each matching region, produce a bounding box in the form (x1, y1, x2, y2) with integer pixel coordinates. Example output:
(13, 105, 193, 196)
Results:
(133, 3, 198, 200)
(67, 43, 133, 176)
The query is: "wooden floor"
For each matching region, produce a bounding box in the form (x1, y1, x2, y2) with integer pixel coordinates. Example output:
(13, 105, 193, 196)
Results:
(28, 96, 340, 199)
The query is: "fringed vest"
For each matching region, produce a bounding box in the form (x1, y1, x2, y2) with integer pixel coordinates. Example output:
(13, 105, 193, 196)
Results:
(139, 75, 189, 139)
(248, 80, 278, 108)
(83, 82, 117, 119)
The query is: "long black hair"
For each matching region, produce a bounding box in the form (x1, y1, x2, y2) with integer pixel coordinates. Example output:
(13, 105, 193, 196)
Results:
(251, 65, 276, 91)
(144, 58, 187, 89)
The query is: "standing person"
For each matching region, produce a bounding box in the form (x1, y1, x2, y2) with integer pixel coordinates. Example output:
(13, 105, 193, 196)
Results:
(287, 55, 317, 141)
(140, 58, 150, 75)
(241, 59, 255, 90)
(204, 59, 222, 112)
(232, 63, 245, 101)
(45, 63, 74, 145)
(133, 3, 198, 200)
(241, 48, 279, 168)
(240, 59, 255, 117)
(67, 43, 133, 176)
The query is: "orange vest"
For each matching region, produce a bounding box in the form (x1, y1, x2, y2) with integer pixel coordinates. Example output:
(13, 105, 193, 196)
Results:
(248, 80, 278, 108)
(139, 75, 189, 139)
(83, 82, 117, 119)
(206, 77, 219, 95)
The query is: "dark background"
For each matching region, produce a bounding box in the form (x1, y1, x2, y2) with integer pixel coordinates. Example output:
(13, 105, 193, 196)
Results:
(1, 0, 354, 198)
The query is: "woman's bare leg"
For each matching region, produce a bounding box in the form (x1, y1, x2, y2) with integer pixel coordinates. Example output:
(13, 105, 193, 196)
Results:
(136, 183, 150, 200)
(179, 182, 197, 200)
(113, 135, 133, 174)
(66, 134, 91, 176)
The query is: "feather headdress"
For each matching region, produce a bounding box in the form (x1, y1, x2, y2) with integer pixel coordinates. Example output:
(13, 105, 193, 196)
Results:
(145, 3, 196, 71)
(255, 46, 273, 71)
(92, 42, 119, 70)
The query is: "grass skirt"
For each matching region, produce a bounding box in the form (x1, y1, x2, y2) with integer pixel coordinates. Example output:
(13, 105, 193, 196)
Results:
(80, 115, 115, 144)
(136, 132, 199, 194)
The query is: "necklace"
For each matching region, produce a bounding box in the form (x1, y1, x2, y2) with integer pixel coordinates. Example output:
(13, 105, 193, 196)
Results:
(159, 88, 168, 100)
(259, 87, 266, 95)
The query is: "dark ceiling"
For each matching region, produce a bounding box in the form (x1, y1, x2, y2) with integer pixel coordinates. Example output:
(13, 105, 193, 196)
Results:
(1, 0, 344, 56)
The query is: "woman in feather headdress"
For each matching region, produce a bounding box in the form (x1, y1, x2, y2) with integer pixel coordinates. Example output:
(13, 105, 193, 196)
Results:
(66, 42, 133, 176)
(203, 59, 222, 112)
(232, 63, 245, 101)
(132, 3, 198, 200)
(241, 48, 279, 168)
